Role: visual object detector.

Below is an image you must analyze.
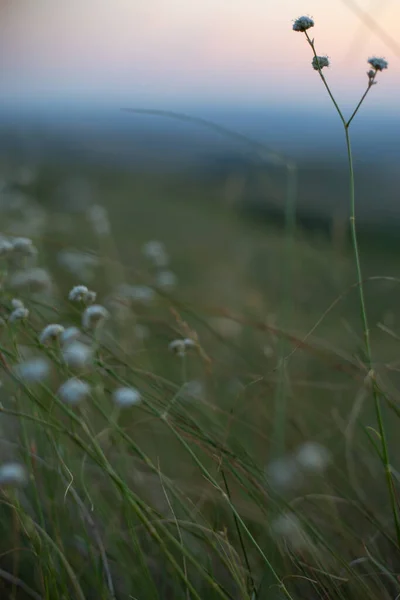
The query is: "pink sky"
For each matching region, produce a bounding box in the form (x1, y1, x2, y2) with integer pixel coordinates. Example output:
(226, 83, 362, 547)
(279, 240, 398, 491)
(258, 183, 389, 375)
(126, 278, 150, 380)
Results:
(0, 0, 399, 110)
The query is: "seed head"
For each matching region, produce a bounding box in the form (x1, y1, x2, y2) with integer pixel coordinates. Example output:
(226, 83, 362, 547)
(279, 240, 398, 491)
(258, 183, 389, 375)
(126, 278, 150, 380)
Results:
(0, 462, 28, 487)
(14, 357, 50, 383)
(0, 239, 13, 257)
(39, 324, 65, 345)
(11, 298, 24, 310)
(293, 16, 314, 32)
(9, 306, 29, 323)
(58, 378, 90, 405)
(62, 341, 93, 370)
(368, 57, 388, 71)
(295, 441, 331, 474)
(10, 268, 52, 294)
(82, 304, 109, 330)
(10, 237, 37, 258)
(112, 386, 141, 407)
(169, 338, 196, 357)
(312, 55, 330, 71)
(68, 285, 96, 304)
(60, 326, 81, 346)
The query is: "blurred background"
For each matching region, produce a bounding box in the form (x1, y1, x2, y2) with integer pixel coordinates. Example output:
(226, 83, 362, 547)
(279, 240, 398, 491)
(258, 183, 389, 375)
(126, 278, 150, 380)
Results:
(0, 0, 399, 335)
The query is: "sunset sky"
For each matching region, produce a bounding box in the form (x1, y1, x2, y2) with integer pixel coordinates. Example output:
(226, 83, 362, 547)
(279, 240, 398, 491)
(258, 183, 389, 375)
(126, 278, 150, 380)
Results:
(0, 0, 399, 113)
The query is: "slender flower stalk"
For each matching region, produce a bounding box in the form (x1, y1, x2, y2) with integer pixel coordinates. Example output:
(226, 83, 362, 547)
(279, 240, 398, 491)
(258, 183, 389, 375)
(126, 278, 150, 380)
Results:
(294, 18, 400, 547)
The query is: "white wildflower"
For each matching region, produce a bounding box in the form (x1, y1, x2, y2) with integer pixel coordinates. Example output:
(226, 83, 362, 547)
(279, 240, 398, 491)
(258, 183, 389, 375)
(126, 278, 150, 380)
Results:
(293, 16, 314, 32)
(142, 240, 169, 267)
(271, 513, 309, 550)
(117, 284, 155, 305)
(39, 324, 65, 345)
(368, 57, 388, 71)
(9, 307, 29, 323)
(0, 238, 13, 257)
(86, 204, 111, 236)
(266, 456, 303, 491)
(10, 237, 37, 258)
(0, 462, 28, 487)
(155, 270, 177, 290)
(169, 338, 196, 357)
(68, 285, 96, 304)
(112, 386, 141, 407)
(312, 55, 329, 71)
(11, 298, 24, 309)
(10, 268, 52, 294)
(14, 357, 50, 383)
(58, 249, 99, 282)
(295, 442, 331, 474)
(82, 304, 109, 330)
(60, 326, 81, 346)
(183, 380, 204, 401)
(58, 378, 90, 405)
(62, 341, 93, 370)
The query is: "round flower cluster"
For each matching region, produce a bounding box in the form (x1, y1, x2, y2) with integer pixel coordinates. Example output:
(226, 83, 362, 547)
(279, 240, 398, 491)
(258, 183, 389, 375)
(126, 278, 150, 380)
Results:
(312, 55, 330, 71)
(292, 16, 314, 32)
(368, 57, 388, 72)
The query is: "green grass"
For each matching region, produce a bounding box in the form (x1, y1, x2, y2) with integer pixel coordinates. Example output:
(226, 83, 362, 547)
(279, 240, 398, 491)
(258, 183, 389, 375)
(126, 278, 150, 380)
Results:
(1, 92, 400, 599)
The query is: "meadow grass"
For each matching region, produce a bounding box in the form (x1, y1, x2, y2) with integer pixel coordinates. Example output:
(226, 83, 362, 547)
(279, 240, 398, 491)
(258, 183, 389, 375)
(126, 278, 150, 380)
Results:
(0, 17, 400, 600)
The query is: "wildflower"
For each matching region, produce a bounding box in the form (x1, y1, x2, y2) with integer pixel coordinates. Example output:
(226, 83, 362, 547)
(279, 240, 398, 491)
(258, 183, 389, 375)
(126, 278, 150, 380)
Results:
(0, 462, 28, 487)
(58, 249, 99, 281)
(183, 380, 204, 401)
(11, 298, 24, 310)
(86, 204, 110, 236)
(62, 341, 93, 370)
(82, 304, 109, 330)
(9, 306, 29, 323)
(39, 324, 65, 345)
(169, 338, 196, 357)
(142, 240, 169, 267)
(368, 57, 388, 71)
(312, 56, 330, 71)
(266, 456, 303, 491)
(60, 326, 81, 346)
(112, 386, 141, 407)
(155, 270, 177, 290)
(295, 441, 331, 474)
(117, 284, 155, 305)
(292, 16, 314, 32)
(271, 513, 309, 550)
(9, 268, 52, 294)
(58, 378, 90, 405)
(14, 357, 50, 383)
(10, 237, 37, 258)
(68, 285, 96, 304)
(0, 238, 13, 257)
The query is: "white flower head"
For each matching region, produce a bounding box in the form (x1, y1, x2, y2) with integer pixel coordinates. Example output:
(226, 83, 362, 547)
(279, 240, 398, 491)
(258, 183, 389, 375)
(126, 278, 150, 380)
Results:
(68, 285, 96, 304)
(295, 441, 331, 474)
(11, 298, 24, 310)
(62, 341, 93, 370)
(368, 57, 388, 71)
(142, 240, 169, 267)
(0, 462, 28, 487)
(271, 513, 309, 550)
(118, 284, 155, 305)
(312, 55, 330, 71)
(293, 16, 314, 32)
(14, 357, 51, 383)
(60, 326, 81, 346)
(82, 304, 109, 330)
(155, 270, 177, 290)
(169, 338, 196, 357)
(58, 378, 90, 405)
(266, 456, 303, 491)
(10, 237, 37, 258)
(0, 239, 13, 257)
(86, 204, 110, 236)
(39, 324, 65, 345)
(113, 386, 141, 407)
(10, 268, 52, 294)
(9, 306, 29, 323)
